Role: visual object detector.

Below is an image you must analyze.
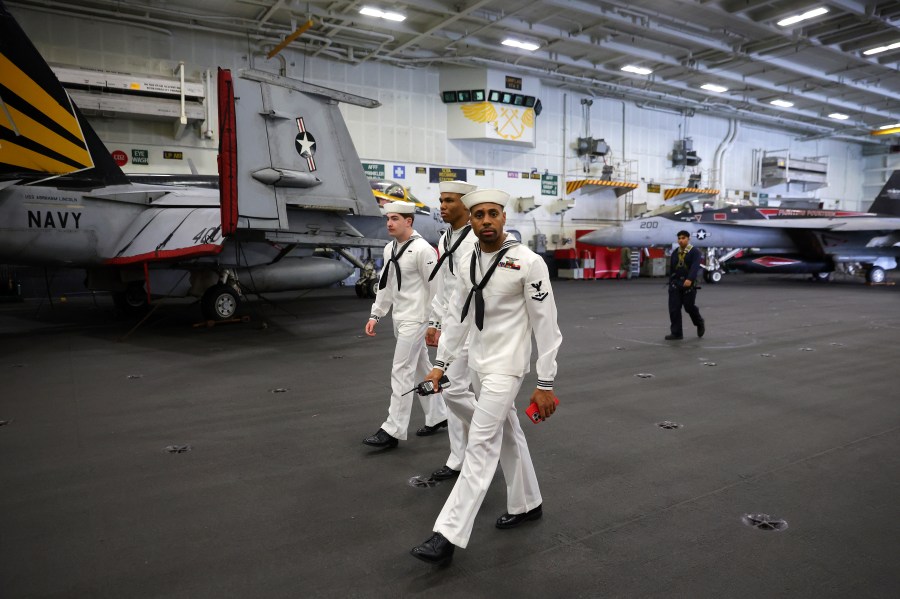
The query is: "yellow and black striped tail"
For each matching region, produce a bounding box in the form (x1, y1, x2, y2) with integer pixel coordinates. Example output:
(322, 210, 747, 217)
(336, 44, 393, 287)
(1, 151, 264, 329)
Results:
(0, 1, 126, 185)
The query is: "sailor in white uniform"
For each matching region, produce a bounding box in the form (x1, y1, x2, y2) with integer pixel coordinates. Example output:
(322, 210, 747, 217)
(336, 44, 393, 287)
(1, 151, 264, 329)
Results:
(410, 189, 563, 564)
(363, 201, 448, 449)
(424, 180, 478, 480)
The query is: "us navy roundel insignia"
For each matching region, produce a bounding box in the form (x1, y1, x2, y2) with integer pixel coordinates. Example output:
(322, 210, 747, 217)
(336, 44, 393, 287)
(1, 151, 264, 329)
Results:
(695, 229, 708, 240)
(295, 117, 317, 171)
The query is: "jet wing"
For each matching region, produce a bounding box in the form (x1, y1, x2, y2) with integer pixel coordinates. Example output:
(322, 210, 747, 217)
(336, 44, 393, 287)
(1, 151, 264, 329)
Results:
(717, 217, 900, 231)
(105, 202, 224, 265)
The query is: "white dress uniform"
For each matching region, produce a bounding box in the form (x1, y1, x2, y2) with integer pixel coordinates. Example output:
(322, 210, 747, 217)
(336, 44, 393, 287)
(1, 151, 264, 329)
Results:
(370, 229, 448, 440)
(428, 224, 479, 471)
(432, 195, 562, 548)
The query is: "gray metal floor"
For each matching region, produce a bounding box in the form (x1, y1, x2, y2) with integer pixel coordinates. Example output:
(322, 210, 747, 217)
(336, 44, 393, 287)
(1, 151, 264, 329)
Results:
(2, 274, 898, 598)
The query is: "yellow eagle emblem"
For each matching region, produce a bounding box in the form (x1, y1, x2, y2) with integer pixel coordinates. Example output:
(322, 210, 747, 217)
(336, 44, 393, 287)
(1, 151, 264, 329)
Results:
(460, 102, 534, 140)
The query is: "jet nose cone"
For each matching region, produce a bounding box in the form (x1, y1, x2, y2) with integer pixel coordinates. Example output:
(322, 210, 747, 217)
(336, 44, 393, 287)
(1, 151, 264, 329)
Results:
(578, 226, 622, 247)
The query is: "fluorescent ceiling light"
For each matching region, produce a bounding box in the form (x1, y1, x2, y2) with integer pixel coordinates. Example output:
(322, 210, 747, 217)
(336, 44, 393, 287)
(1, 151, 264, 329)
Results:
(701, 83, 728, 93)
(777, 7, 828, 27)
(770, 99, 794, 108)
(359, 7, 406, 22)
(502, 38, 540, 51)
(621, 65, 652, 75)
(878, 122, 900, 130)
(828, 113, 849, 120)
(863, 41, 900, 56)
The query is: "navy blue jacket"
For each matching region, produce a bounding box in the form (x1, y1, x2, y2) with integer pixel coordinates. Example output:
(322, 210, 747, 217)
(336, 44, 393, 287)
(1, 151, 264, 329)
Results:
(670, 246, 702, 283)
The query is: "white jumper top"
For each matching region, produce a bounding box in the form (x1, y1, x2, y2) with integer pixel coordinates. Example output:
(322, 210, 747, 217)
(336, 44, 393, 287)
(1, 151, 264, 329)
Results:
(436, 237, 562, 389)
(369, 231, 437, 324)
(428, 224, 479, 330)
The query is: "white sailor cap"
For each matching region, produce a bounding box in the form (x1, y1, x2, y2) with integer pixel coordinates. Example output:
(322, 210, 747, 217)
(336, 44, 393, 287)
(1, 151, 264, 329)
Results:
(381, 201, 417, 216)
(439, 180, 476, 195)
(461, 188, 510, 210)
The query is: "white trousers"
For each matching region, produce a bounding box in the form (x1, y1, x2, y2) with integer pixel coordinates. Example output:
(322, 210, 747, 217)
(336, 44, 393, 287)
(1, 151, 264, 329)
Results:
(433, 371, 542, 548)
(441, 344, 475, 471)
(381, 320, 448, 440)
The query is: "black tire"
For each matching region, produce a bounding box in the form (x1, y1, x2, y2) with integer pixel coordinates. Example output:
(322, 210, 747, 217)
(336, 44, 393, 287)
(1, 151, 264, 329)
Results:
(708, 270, 723, 284)
(366, 279, 378, 299)
(866, 266, 886, 284)
(113, 281, 149, 316)
(812, 272, 831, 282)
(355, 280, 366, 298)
(201, 284, 239, 321)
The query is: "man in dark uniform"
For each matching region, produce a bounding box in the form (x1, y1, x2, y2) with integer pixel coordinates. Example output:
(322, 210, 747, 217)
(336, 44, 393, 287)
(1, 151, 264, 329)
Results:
(666, 230, 705, 340)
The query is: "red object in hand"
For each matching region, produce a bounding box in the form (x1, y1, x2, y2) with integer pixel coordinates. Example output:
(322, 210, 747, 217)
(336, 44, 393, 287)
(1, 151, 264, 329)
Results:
(525, 396, 560, 424)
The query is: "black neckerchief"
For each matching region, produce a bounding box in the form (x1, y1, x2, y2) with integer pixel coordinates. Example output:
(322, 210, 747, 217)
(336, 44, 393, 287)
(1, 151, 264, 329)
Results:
(428, 224, 472, 281)
(461, 236, 519, 330)
(378, 235, 420, 291)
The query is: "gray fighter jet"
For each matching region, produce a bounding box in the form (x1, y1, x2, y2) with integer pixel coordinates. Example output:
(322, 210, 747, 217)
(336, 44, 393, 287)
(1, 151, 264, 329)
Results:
(0, 1, 393, 320)
(578, 172, 900, 284)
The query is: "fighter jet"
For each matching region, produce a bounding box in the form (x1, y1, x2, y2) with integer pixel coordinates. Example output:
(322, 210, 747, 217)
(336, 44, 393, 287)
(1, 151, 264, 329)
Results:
(0, 1, 390, 320)
(578, 172, 900, 284)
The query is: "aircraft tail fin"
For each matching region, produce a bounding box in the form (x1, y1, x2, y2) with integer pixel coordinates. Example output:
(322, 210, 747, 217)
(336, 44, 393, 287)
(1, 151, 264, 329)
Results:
(0, 1, 127, 185)
(220, 67, 383, 235)
(867, 170, 900, 216)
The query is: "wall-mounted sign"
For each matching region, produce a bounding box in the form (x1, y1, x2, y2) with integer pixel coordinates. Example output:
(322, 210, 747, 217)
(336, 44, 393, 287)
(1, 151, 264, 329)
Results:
(647, 183, 661, 193)
(415, 166, 426, 174)
(132, 149, 149, 165)
(475, 169, 485, 176)
(541, 174, 558, 196)
(362, 162, 385, 179)
(505, 75, 522, 91)
(111, 150, 127, 166)
(428, 167, 467, 183)
(531, 172, 541, 180)
(163, 151, 183, 160)
(508, 172, 519, 178)
(520, 172, 530, 179)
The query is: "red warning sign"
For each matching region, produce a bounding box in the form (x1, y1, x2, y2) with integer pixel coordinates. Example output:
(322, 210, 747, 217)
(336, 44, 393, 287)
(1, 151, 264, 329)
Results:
(111, 150, 128, 166)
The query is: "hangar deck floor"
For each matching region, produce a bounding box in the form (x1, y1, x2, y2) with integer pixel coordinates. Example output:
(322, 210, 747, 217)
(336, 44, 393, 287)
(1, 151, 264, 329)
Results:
(1, 275, 898, 598)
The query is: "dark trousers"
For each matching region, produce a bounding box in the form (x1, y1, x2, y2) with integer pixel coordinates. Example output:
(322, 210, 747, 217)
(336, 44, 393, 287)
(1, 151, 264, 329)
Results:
(668, 282, 703, 336)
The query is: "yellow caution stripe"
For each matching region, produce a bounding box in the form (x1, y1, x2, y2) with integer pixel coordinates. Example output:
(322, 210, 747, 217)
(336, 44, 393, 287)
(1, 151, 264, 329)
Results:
(663, 187, 719, 201)
(566, 179, 639, 194)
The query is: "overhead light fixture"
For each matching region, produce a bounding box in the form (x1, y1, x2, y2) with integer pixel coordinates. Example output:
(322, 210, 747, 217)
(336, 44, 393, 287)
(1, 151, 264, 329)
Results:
(502, 38, 540, 52)
(777, 7, 828, 27)
(770, 99, 794, 108)
(863, 41, 900, 56)
(359, 6, 406, 22)
(828, 113, 849, 120)
(621, 65, 652, 75)
(878, 122, 900, 130)
(488, 90, 501, 103)
(700, 83, 728, 93)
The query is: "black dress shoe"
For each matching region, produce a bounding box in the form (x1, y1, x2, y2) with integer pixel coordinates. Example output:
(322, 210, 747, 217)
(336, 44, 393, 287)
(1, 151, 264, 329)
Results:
(665, 334, 683, 340)
(697, 321, 705, 338)
(496, 504, 543, 529)
(362, 428, 398, 448)
(415, 419, 448, 436)
(430, 465, 460, 481)
(410, 532, 455, 565)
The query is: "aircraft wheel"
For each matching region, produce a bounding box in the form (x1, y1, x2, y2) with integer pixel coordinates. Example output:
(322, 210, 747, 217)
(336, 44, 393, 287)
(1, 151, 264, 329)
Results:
(366, 279, 379, 299)
(866, 266, 886, 284)
(813, 272, 831, 282)
(354, 280, 366, 298)
(113, 281, 149, 316)
(201, 284, 239, 321)
(708, 270, 723, 284)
